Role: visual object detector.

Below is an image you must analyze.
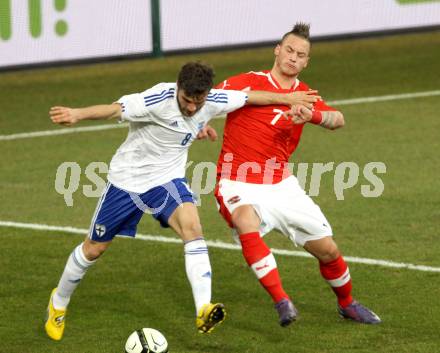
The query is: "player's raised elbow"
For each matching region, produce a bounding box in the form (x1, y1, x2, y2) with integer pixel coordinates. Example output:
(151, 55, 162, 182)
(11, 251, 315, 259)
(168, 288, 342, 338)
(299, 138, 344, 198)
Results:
(331, 111, 345, 130)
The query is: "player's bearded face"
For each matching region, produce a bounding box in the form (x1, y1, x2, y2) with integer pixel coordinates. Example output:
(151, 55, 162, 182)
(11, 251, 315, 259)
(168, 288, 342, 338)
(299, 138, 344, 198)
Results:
(275, 35, 310, 77)
(177, 89, 208, 117)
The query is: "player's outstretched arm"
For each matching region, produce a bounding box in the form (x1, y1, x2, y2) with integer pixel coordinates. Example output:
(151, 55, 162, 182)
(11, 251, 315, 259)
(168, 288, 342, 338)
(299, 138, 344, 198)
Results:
(246, 90, 320, 109)
(49, 103, 122, 126)
(290, 105, 345, 130)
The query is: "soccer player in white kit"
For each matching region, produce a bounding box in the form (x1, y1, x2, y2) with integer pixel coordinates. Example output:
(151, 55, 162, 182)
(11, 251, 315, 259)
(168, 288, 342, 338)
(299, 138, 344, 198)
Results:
(44, 62, 317, 340)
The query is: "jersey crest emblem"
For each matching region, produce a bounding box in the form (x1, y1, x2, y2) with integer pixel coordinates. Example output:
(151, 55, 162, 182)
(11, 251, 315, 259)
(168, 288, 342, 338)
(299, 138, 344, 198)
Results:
(95, 224, 106, 237)
(227, 195, 241, 205)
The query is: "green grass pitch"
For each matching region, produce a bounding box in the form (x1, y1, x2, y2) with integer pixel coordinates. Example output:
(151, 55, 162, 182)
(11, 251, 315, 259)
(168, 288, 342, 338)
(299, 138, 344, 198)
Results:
(0, 31, 439, 352)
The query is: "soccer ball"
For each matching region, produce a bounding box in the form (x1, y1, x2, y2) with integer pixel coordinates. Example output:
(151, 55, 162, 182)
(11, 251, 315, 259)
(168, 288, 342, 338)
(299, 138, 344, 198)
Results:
(125, 328, 168, 353)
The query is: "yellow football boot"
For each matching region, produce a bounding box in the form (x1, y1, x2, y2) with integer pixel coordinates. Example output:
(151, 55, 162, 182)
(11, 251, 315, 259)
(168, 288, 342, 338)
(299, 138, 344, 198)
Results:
(196, 303, 226, 334)
(45, 288, 66, 341)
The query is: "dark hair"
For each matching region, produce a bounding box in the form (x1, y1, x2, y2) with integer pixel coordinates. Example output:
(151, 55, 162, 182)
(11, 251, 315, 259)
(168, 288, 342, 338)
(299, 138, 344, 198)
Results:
(177, 62, 214, 97)
(280, 22, 311, 43)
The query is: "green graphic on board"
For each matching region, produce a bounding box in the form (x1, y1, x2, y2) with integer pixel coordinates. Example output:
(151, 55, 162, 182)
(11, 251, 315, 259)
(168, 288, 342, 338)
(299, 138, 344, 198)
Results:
(54, 0, 68, 36)
(397, 0, 440, 4)
(0, 0, 68, 41)
(28, 0, 42, 38)
(0, 0, 12, 40)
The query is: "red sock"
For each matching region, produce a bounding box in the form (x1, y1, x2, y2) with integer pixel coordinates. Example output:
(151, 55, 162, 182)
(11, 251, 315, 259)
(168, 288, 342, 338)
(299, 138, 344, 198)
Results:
(239, 232, 289, 303)
(319, 255, 353, 308)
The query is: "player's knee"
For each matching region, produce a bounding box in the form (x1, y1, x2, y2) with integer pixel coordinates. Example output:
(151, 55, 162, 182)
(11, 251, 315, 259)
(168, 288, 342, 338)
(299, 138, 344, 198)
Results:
(319, 247, 340, 262)
(83, 240, 110, 261)
(231, 206, 260, 234)
(180, 221, 203, 239)
(304, 237, 340, 262)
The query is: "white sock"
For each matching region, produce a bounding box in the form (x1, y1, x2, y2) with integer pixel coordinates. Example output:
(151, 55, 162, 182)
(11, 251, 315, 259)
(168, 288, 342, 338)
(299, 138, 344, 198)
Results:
(184, 238, 212, 314)
(53, 243, 96, 309)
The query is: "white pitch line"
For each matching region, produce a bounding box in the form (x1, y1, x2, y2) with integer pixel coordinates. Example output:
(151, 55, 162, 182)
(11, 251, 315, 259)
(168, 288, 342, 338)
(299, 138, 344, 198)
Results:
(329, 90, 440, 106)
(1, 89, 439, 141)
(1, 220, 439, 273)
(0, 123, 127, 141)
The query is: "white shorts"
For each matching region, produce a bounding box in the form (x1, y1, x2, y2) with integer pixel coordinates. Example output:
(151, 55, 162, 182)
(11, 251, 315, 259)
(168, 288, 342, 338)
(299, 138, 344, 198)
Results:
(214, 176, 333, 246)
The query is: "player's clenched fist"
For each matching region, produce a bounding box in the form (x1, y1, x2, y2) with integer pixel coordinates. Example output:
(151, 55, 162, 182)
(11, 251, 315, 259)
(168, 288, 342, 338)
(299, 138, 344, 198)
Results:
(283, 104, 313, 125)
(292, 104, 313, 124)
(196, 125, 218, 141)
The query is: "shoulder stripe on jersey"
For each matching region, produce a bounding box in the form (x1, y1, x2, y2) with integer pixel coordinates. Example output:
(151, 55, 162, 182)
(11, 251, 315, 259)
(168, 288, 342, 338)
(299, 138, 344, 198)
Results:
(207, 93, 228, 98)
(207, 93, 228, 99)
(207, 95, 228, 98)
(206, 98, 228, 104)
(248, 71, 278, 89)
(207, 95, 227, 99)
(144, 88, 175, 103)
(144, 91, 174, 102)
(144, 93, 174, 107)
(144, 91, 175, 104)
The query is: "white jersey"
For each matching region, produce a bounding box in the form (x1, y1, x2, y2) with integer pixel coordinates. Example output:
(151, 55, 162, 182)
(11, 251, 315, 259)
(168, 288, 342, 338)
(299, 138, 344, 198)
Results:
(107, 82, 248, 193)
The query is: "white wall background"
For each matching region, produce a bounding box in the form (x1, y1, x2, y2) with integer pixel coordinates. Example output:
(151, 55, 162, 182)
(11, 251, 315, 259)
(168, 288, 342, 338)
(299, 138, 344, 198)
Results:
(160, 0, 440, 50)
(1, 0, 439, 68)
(0, 0, 152, 68)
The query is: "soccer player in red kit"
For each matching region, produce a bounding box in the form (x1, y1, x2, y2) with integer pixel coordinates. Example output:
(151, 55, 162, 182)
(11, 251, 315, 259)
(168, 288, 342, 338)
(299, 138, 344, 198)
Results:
(207, 23, 381, 326)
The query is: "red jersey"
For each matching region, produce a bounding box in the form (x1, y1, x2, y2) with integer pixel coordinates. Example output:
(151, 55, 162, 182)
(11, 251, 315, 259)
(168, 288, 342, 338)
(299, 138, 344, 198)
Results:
(216, 70, 335, 184)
